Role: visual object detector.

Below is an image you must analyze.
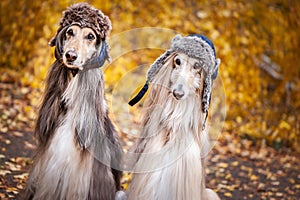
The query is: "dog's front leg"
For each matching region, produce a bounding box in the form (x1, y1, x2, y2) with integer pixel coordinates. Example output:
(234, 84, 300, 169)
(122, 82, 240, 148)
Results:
(203, 188, 221, 200)
(115, 190, 127, 200)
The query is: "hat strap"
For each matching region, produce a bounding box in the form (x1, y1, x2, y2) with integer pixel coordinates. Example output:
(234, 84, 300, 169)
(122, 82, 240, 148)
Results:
(128, 81, 149, 106)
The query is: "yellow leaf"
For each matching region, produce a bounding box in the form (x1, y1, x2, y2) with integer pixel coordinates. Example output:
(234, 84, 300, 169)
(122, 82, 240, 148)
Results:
(224, 192, 232, 197)
(279, 120, 291, 130)
(14, 173, 29, 179)
(0, 169, 11, 176)
(250, 174, 259, 181)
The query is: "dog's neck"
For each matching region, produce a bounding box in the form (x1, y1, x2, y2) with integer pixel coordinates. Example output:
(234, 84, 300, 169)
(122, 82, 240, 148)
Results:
(62, 68, 108, 149)
(162, 94, 203, 134)
(68, 68, 79, 77)
(129, 93, 206, 199)
(142, 91, 204, 143)
(135, 91, 205, 166)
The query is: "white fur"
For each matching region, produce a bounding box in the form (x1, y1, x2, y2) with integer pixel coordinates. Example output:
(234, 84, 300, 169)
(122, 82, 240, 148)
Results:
(28, 76, 95, 199)
(27, 69, 114, 199)
(29, 117, 93, 200)
(128, 95, 206, 200)
(127, 53, 219, 200)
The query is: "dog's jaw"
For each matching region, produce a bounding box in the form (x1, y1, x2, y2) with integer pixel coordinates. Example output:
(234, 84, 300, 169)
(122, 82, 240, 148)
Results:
(62, 54, 84, 70)
(64, 62, 84, 71)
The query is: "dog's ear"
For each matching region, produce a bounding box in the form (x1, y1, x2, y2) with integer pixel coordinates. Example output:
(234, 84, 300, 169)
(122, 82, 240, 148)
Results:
(49, 26, 69, 60)
(49, 37, 56, 47)
(49, 26, 63, 48)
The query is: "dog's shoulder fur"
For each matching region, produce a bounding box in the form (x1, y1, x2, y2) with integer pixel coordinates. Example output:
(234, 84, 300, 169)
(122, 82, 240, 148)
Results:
(35, 61, 69, 146)
(21, 3, 123, 200)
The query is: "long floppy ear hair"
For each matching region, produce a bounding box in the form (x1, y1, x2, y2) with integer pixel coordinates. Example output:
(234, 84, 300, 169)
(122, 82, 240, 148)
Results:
(33, 26, 72, 145)
(49, 26, 70, 60)
(35, 60, 69, 146)
(128, 50, 174, 106)
(146, 52, 177, 105)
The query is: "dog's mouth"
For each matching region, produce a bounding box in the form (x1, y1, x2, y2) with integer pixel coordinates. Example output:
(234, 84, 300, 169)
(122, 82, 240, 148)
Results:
(63, 54, 84, 70)
(66, 61, 75, 66)
(64, 61, 84, 70)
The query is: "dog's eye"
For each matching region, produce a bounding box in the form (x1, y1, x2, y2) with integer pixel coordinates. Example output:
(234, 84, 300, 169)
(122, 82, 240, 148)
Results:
(67, 29, 74, 36)
(87, 33, 95, 41)
(175, 57, 181, 66)
(194, 62, 201, 69)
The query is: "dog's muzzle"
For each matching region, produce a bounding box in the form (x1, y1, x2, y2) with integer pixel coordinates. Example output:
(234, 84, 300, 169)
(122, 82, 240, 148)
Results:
(172, 84, 185, 100)
(173, 89, 184, 100)
(65, 50, 78, 63)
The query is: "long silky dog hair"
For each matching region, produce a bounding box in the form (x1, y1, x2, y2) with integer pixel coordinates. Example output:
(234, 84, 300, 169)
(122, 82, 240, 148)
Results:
(22, 3, 124, 200)
(127, 34, 221, 200)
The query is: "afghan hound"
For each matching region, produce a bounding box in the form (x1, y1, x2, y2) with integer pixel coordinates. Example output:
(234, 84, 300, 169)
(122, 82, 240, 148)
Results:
(127, 34, 221, 200)
(22, 3, 125, 200)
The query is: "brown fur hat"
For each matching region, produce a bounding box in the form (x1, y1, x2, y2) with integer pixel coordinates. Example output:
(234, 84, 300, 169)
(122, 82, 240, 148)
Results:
(49, 3, 112, 46)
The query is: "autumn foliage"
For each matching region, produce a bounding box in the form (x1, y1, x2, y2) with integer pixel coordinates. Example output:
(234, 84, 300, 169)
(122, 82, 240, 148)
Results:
(1, 0, 299, 152)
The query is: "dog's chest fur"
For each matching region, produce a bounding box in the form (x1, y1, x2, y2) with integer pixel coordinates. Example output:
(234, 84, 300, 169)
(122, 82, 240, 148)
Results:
(128, 96, 208, 200)
(29, 69, 111, 199)
(32, 119, 93, 200)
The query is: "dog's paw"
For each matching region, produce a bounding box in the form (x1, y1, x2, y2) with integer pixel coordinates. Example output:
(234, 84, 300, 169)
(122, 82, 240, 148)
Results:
(115, 190, 127, 200)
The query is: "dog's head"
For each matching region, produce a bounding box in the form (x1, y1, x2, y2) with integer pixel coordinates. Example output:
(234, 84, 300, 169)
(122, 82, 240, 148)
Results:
(49, 3, 112, 70)
(129, 34, 220, 116)
(169, 52, 205, 100)
(61, 25, 100, 69)
(147, 35, 220, 108)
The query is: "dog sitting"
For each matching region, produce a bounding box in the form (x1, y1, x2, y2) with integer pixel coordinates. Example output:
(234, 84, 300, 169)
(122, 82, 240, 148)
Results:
(127, 34, 221, 200)
(22, 3, 125, 200)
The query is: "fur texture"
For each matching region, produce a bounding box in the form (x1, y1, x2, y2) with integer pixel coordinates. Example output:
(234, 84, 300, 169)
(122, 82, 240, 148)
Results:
(22, 64, 123, 200)
(49, 3, 112, 45)
(21, 3, 123, 200)
(127, 53, 220, 200)
(147, 35, 220, 117)
(129, 34, 221, 127)
(49, 3, 112, 64)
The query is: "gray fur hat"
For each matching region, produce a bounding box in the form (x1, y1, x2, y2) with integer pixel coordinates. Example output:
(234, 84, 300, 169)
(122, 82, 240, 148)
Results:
(129, 34, 221, 118)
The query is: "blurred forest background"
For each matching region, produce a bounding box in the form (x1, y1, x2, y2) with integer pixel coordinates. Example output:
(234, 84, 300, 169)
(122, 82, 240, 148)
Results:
(1, 0, 300, 198)
(1, 0, 299, 151)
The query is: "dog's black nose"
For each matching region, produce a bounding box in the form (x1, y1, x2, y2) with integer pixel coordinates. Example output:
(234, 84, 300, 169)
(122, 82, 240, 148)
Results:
(65, 50, 78, 62)
(173, 89, 185, 100)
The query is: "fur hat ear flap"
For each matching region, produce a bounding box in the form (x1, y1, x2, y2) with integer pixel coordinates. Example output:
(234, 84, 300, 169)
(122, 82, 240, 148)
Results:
(49, 26, 65, 47)
(49, 37, 56, 47)
(82, 40, 111, 70)
(146, 50, 173, 82)
(50, 26, 69, 60)
(129, 50, 173, 106)
(212, 58, 221, 80)
(171, 34, 183, 43)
